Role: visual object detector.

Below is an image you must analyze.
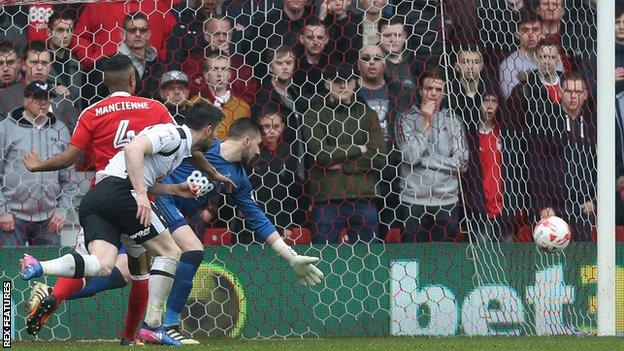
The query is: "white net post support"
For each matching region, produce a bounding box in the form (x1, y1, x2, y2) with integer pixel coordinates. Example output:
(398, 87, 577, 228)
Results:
(596, 0, 616, 337)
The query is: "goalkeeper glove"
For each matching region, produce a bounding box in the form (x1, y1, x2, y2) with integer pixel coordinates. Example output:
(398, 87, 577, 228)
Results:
(272, 238, 324, 286)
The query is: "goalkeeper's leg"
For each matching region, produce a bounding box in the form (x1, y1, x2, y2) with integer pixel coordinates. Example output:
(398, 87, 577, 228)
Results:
(161, 224, 204, 345)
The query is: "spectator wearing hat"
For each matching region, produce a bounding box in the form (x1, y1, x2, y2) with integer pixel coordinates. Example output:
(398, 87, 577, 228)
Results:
(189, 52, 250, 140)
(0, 41, 78, 130)
(301, 63, 386, 244)
(0, 80, 77, 247)
(159, 70, 194, 124)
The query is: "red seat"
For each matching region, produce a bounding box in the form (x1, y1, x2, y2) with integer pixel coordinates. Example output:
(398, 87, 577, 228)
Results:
(284, 227, 311, 245)
(339, 228, 348, 244)
(592, 226, 624, 242)
(385, 228, 402, 243)
(203, 227, 232, 246)
(515, 225, 533, 243)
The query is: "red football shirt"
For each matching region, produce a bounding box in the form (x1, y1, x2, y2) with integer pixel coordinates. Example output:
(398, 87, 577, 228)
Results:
(478, 126, 504, 218)
(70, 92, 174, 173)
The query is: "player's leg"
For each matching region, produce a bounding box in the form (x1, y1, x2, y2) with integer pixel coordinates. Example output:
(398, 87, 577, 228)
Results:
(21, 236, 119, 335)
(136, 230, 182, 346)
(152, 195, 202, 344)
(163, 223, 204, 344)
(119, 238, 150, 345)
(20, 181, 123, 280)
(67, 252, 129, 300)
(26, 228, 89, 335)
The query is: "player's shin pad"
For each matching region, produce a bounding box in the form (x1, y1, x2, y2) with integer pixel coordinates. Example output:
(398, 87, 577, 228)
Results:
(145, 256, 178, 328)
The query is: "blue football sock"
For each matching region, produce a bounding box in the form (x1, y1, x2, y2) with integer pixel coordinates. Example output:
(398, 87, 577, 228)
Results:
(163, 250, 204, 327)
(68, 266, 127, 300)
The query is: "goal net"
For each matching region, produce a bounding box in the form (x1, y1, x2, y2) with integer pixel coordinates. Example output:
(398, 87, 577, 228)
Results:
(0, 0, 618, 341)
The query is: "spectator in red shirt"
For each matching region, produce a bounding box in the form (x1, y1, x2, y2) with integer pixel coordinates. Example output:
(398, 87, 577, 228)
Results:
(462, 92, 516, 242)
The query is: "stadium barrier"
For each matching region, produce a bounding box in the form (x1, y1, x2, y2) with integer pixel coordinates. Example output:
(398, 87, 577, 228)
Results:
(2, 243, 623, 340)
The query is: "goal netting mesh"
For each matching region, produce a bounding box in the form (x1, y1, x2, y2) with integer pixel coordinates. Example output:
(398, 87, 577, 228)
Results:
(0, 0, 619, 341)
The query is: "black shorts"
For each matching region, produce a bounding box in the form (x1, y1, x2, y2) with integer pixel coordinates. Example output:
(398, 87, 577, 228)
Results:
(79, 176, 168, 248)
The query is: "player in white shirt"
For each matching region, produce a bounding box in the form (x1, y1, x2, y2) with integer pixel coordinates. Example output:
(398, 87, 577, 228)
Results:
(20, 105, 224, 346)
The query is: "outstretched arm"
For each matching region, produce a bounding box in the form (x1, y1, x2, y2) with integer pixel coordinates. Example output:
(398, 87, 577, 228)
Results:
(268, 233, 324, 286)
(233, 179, 323, 286)
(23, 145, 83, 172)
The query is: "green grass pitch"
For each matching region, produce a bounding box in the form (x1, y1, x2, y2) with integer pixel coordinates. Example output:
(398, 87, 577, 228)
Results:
(8, 337, 624, 350)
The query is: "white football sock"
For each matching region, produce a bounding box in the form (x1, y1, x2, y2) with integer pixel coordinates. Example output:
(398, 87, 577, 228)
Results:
(144, 256, 178, 328)
(40, 253, 101, 277)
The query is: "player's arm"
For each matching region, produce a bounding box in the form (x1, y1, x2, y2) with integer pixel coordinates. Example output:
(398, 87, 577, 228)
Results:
(233, 179, 324, 286)
(123, 135, 154, 227)
(23, 145, 83, 172)
(149, 181, 200, 198)
(188, 151, 236, 192)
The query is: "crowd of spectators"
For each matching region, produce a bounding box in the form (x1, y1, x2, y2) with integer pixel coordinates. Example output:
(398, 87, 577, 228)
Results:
(0, 0, 617, 246)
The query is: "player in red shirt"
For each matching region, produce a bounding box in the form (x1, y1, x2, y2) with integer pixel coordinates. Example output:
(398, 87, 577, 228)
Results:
(22, 54, 231, 345)
(21, 54, 168, 344)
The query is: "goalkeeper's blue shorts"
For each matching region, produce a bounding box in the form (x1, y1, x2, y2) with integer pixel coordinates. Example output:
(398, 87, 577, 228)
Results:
(155, 194, 188, 234)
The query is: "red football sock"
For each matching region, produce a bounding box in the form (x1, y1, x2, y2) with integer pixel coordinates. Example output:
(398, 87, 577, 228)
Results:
(121, 277, 149, 340)
(51, 278, 86, 308)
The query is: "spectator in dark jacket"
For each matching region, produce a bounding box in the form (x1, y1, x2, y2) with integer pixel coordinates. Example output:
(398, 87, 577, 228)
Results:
(0, 41, 22, 119)
(159, 70, 194, 124)
(181, 16, 258, 105)
(396, 0, 443, 75)
(241, 0, 314, 80)
(507, 37, 565, 129)
(378, 17, 419, 94)
(117, 12, 166, 99)
(46, 11, 83, 129)
(320, 0, 363, 65)
(447, 45, 492, 130)
(302, 64, 386, 244)
(357, 44, 411, 238)
(250, 108, 307, 238)
(292, 18, 330, 99)
(524, 71, 596, 242)
(165, 0, 225, 70)
(252, 46, 308, 184)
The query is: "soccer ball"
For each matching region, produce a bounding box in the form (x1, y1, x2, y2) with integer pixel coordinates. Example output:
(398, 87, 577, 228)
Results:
(533, 216, 571, 253)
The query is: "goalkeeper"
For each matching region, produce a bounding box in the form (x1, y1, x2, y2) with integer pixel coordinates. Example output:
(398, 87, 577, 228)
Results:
(156, 117, 324, 344)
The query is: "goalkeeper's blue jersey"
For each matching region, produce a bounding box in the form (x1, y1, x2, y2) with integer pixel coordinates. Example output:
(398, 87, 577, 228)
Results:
(158, 140, 277, 240)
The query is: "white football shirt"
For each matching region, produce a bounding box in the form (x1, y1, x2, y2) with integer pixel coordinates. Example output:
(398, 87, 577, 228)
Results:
(96, 123, 193, 187)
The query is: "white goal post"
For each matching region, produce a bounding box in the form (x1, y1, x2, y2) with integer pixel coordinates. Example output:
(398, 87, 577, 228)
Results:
(596, 0, 616, 337)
